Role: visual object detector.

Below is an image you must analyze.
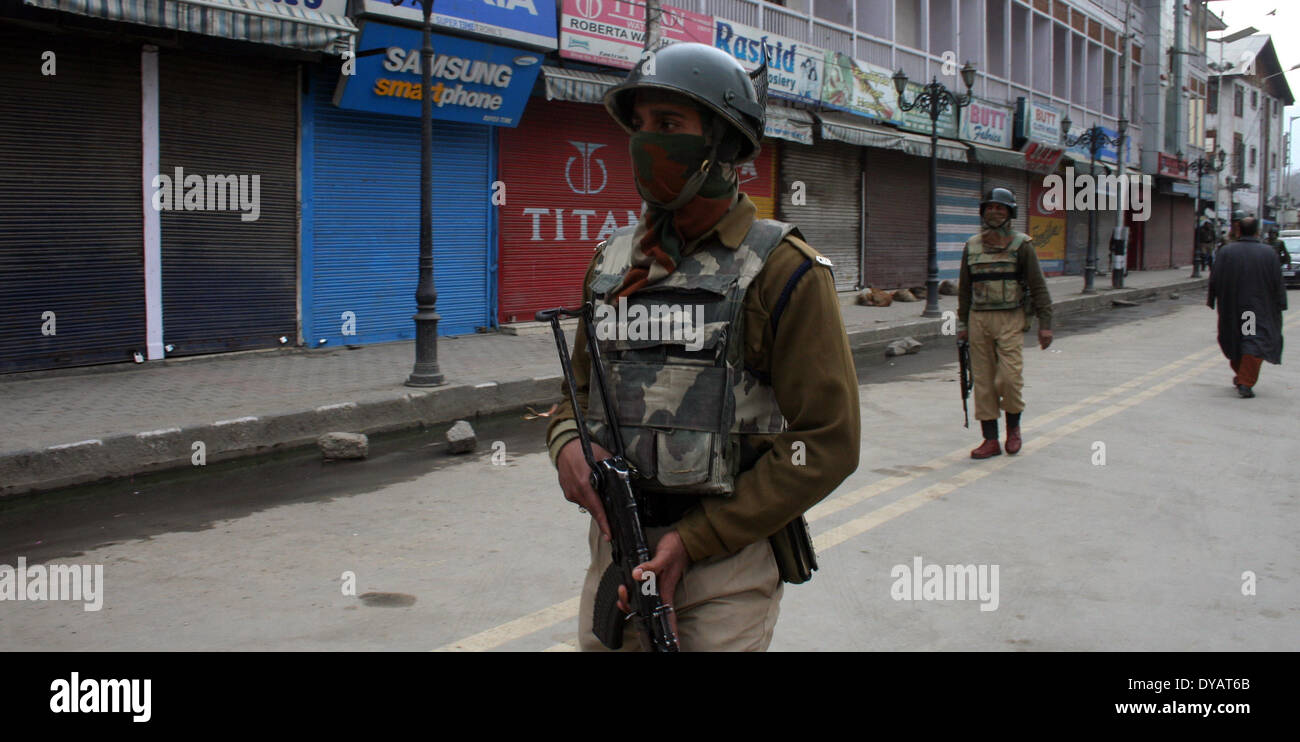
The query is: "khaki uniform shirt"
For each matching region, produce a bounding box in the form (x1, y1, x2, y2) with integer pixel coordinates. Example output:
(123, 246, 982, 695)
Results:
(956, 231, 1054, 331)
(546, 194, 861, 562)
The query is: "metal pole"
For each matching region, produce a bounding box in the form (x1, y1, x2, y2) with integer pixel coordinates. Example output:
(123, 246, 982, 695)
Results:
(924, 92, 941, 317)
(1113, 0, 1131, 289)
(1191, 169, 1201, 278)
(1084, 142, 1097, 294)
(407, 0, 445, 387)
(644, 0, 662, 51)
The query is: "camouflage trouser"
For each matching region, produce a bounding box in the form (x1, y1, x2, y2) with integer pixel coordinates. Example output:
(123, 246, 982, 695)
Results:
(970, 308, 1026, 421)
(577, 520, 783, 652)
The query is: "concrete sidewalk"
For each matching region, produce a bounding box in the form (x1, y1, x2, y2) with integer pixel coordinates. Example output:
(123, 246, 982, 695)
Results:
(0, 268, 1207, 497)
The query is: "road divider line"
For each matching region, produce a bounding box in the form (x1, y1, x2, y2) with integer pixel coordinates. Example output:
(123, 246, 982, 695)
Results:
(813, 355, 1221, 552)
(808, 350, 1203, 524)
(433, 341, 1229, 652)
(432, 597, 581, 652)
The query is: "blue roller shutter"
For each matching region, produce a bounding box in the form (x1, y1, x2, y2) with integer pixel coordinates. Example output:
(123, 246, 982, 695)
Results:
(303, 67, 492, 347)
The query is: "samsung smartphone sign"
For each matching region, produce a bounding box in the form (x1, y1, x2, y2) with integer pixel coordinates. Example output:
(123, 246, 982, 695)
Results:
(334, 23, 542, 126)
(358, 0, 558, 50)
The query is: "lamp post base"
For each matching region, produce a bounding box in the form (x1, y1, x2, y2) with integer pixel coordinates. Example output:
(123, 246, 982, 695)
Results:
(406, 310, 446, 387)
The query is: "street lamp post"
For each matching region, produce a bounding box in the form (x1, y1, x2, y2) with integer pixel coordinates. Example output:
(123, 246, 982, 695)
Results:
(1061, 116, 1127, 294)
(893, 62, 976, 318)
(1184, 147, 1227, 278)
(406, 0, 445, 387)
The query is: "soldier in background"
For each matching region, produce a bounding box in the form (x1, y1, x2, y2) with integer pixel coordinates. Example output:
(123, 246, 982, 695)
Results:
(957, 188, 1054, 459)
(544, 43, 860, 651)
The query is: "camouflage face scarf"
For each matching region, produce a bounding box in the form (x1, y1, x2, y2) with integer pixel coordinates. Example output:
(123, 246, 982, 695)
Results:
(612, 132, 737, 300)
(980, 212, 1014, 251)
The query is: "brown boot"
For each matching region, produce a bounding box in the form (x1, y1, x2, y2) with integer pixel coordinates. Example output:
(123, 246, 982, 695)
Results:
(970, 438, 1002, 459)
(1005, 428, 1022, 455)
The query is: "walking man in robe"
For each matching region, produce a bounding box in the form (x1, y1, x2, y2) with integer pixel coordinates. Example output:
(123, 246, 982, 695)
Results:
(1207, 216, 1288, 398)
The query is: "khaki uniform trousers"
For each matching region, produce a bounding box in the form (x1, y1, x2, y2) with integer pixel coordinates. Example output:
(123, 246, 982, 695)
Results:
(577, 520, 784, 652)
(969, 308, 1026, 421)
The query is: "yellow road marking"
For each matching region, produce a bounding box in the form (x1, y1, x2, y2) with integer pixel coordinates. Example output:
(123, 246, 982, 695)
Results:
(435, 331, 1253, 651)
(433, 597, 581, 652)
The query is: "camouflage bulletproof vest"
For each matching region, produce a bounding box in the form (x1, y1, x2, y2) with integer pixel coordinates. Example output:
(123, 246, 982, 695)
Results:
(967, 232, 1027, 311)
(585, 220, 796, 496)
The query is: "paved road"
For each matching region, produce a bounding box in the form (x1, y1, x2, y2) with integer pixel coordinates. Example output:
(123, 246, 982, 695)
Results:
(1, 293, 1295, 651)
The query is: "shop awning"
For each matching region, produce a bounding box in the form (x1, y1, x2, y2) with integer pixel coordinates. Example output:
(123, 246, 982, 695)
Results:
(967, 142, 1025, 169)
(23, 0, 356, 54)
(540, 66, 816, 145)
(763, 105, 814, 145)
(541, 66, 623, 105)
(818, 112, 966, 161)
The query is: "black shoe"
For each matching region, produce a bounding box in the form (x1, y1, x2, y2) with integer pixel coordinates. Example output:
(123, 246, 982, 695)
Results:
(1237, 384, 1255, 398)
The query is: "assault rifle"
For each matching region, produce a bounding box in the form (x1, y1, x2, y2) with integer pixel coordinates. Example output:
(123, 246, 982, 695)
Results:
(958, 339, 972, 428)
(536, 303, 679, 653)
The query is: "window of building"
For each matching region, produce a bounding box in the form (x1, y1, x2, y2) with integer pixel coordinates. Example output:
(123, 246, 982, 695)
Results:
(1251, 90, 1257, 109)
(1250, 146, 1257, 169)
(1207, 78, 1218, 114)
(1234, 86, 1243, 117)
(896, 0, 923, 50)
(1234, 133, 1244, 177)
(1272, 152, 1277, 169)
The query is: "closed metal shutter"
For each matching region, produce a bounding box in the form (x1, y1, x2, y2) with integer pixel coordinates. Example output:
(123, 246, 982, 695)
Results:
(304, 68, 492, 345)
(937, 162, 981, 281)
(1170, 197, 1194, 267)
(497, 99, 641, 324)
(1143, 195, 1173, 270)
(158, 53, 297, 355)
(0, 30, 144, 373)
(780, 139, 861, 290)
(863, 148, 928, 289)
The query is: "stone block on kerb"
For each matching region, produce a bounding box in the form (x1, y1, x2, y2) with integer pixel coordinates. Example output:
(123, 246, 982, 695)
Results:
(318, 432, 368, 460)
(446, 420, 477, 454)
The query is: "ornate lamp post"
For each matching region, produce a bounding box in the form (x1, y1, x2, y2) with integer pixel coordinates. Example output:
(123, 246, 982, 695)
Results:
(893, 62, 976, 318)
(406, 0, 445, 387)
(1184, 147, 1226, 278)
(1061, 115, 1127, 293)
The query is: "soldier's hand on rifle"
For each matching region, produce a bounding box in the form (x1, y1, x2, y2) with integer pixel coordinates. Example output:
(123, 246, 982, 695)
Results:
(557, 439, 614, 542)
(616, 530, 688, 638)
(957, 330, 968, 342)
(1038, 329, 1053, 350)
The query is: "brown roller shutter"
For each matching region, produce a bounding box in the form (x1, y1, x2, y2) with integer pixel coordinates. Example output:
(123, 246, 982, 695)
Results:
(158, 52, 297, 355)
(864, 148, 929, 289)
(0, 29, 144, 373)
(780, 139, 862, 290)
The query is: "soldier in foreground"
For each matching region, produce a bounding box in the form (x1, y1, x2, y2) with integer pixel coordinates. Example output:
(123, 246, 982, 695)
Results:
(956, 188, 1053, 459)
(543, 43, 860, 651)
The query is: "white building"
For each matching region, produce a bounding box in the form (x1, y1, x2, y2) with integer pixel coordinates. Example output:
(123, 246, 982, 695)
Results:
(1205, 35, 1294, 222)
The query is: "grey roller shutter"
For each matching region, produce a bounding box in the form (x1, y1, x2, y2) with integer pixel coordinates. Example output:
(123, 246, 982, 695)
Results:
(778, 139, 861, 290)
(0, 30, 144, 373)
(158, 52, 298, 355)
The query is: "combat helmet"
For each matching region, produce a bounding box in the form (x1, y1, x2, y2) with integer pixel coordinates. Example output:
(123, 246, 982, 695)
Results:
(980, 187, 1017, 220)
(603, 42, 767, 164)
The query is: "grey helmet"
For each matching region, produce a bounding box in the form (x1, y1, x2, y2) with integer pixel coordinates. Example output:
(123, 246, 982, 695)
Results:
(603, 42, 767, 164)
(980, 187, 1017, 219)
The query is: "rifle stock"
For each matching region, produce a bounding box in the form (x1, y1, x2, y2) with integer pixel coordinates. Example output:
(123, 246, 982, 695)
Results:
(958, 339, 972, 429)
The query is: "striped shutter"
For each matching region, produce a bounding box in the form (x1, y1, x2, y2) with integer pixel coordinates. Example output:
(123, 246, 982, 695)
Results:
(0, 31, 144, 373)
(937, 162, 982, 281)
(158, 52, 298, 355)
(779, 138, 862, 290)
(303, 67, 492, 346)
